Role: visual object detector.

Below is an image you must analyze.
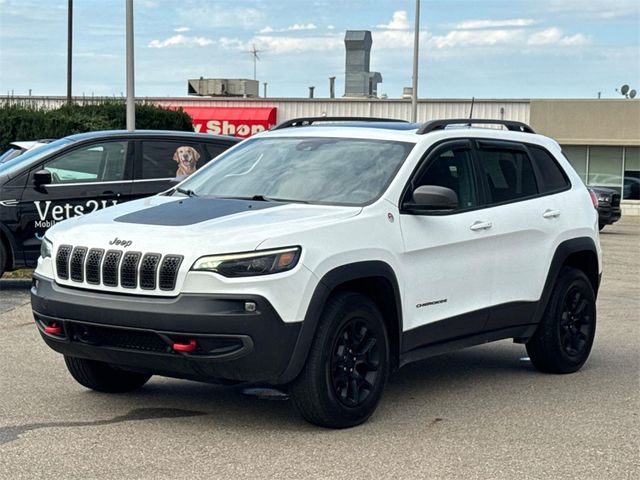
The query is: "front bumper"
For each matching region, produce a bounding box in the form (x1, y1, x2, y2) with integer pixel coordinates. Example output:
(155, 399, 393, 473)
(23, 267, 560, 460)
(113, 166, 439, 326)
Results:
(597, 203, 622, 226)
(31, 275, 301, 384)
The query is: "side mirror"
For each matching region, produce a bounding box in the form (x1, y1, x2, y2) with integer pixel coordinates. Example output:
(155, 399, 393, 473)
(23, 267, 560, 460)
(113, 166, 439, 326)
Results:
(33, 169, 52, 186)
(404, 185, 458, 213)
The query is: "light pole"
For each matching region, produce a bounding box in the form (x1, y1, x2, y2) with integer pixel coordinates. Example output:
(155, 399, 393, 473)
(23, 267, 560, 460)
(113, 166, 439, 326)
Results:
(67, 0, 73, 104)
(411, 0, 420, 123)
(125, 0, 135, 131)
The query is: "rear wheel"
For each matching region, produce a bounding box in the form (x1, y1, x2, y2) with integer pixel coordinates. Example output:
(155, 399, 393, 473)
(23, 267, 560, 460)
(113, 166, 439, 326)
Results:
(526, 267, 596, 373)
(64, 356, 151, 393)
(290, 292, 389, 428)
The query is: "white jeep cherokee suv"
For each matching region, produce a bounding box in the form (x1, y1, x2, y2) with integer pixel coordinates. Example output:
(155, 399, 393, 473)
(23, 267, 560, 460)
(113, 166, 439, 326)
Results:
(31, 118, 602, 428)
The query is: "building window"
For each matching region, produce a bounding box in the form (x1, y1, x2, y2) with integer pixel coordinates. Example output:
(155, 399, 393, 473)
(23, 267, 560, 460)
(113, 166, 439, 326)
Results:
(588, 147, 623, 193)
(624, 146, 640, 200)
(562, 146, 587, 183)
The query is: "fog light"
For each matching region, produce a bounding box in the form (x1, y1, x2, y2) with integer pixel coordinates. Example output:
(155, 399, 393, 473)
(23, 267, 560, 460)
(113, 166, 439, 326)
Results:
(244, 301, 257, 312)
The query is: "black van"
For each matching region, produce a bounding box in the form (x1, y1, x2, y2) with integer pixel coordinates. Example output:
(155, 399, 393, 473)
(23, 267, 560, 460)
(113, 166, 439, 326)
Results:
(0, 130, 239, 277)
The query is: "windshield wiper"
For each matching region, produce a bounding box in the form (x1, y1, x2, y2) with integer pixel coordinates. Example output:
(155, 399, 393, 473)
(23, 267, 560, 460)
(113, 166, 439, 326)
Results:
(213, 195, 309, 204)
(175, 187, 198, 197)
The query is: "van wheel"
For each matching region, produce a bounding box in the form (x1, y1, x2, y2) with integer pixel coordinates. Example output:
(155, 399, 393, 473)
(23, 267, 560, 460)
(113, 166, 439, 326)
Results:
(290, 292, 389, 428)
(64, 356, 151, 393)
(0, 241, 7, 278)
(526, 267, 596, 373)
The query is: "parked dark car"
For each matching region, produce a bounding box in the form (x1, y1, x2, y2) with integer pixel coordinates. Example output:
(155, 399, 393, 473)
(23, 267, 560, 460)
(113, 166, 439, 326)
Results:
(590, 186, 622, 230)
(0, 130, 239, 277)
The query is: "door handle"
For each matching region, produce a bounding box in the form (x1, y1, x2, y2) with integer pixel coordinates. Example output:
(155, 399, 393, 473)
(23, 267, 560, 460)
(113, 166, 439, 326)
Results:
(100, 191, 121, 197)
(470, 221, 493, 231)
(543, 209, 561, 219)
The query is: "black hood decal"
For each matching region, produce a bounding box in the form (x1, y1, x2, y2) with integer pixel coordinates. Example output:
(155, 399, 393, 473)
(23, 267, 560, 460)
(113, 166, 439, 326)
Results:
(114, 197, 282, 226)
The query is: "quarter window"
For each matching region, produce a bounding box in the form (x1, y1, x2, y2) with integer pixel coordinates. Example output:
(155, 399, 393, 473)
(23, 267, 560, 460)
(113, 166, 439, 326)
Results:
(529, 146, 569, 192)
(476, 147, 538, 204)
(43, 141, 127, 184)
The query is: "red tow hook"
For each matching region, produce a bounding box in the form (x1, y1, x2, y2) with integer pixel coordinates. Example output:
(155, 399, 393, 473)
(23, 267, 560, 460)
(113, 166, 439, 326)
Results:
(172, 339, 197, 352)
(44, 324, 63, 335)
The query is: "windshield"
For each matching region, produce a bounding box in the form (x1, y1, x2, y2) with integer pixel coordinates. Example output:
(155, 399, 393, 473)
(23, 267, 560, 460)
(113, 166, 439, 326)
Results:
(177, 137, 414, 206)
(0, 138, 74, 177)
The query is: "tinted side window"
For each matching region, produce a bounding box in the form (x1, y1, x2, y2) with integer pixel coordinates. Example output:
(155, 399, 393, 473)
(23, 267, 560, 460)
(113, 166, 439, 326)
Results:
(530, 146, 569, 192)
(44, 141, 127, 184)
(140, 141, 204, 179)
(203, 143, 230, 162)
(477, 147, 538, 204)
(414, 147, 477, 210)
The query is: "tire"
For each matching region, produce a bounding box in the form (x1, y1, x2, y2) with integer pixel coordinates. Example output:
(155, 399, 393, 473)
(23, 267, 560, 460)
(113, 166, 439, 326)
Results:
(0, 240, 6, 278)
(64, 356, 151, 393)
(526, 267, 596, 374)
(290, 292, 389, 428)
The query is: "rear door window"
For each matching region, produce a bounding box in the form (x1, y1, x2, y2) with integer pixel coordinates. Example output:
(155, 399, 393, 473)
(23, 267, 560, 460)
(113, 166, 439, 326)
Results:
(139, 141, 205, 179)
(476, 144, 539, 204)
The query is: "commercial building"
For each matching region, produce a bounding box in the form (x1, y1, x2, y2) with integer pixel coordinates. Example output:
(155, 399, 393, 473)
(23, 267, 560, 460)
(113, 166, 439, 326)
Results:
(7, 96, 640, 213)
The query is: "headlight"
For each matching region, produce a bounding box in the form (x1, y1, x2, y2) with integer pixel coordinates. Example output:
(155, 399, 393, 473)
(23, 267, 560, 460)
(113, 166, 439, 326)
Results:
(597, 193, 611, 202)
(191, 247, 301, 277)
(40, 237, 53, 259)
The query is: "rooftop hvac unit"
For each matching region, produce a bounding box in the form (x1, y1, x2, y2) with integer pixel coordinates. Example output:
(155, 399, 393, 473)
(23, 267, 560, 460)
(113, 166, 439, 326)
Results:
(188, 78, 260, 97)
(344, 30, 382, 98)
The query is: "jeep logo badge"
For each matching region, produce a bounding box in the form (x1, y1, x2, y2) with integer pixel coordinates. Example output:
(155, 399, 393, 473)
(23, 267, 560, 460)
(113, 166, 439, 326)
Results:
(109, 237, 132, 248)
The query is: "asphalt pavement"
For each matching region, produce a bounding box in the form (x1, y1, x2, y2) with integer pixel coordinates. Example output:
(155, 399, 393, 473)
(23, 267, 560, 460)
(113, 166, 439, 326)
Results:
(0, 218, 638, 479)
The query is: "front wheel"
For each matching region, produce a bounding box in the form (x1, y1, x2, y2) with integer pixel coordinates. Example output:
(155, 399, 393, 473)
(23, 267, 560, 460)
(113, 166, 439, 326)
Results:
(64, 356, 151, 393)
(290, 292, 389, 428)
(526, 267, 596, 374)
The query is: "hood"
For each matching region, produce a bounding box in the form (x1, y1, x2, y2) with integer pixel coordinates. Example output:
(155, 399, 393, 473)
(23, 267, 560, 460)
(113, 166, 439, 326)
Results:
(47, 195, 361, 255)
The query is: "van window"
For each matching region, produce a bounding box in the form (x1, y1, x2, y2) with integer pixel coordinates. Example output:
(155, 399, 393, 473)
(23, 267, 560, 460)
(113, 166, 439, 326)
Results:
(44, 141, 127, 184)
(140, 141, 204, 179)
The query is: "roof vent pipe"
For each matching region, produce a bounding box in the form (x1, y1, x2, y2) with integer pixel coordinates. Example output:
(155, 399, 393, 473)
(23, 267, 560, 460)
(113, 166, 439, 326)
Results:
(329, 77, 336, 98)
(308, 86, 315, 99)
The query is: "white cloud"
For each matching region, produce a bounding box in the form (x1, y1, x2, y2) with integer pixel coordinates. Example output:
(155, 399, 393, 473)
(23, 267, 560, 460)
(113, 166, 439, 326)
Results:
(148, 35, 214, 49)
(527, 27, 589, 46)
(377, 10, 409, 30)
(258, 23, 317, 34)
(174, 27, 190, 33)
(327, 25, 335, 30)
(251, 34, 342, 54)
(431, 29, 524, 48)
(455, 19, 536, 29)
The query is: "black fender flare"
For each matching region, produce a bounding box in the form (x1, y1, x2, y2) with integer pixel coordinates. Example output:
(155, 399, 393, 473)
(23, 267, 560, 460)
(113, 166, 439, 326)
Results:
(277, 260, 402, 384)
(531, 236, 599, 326)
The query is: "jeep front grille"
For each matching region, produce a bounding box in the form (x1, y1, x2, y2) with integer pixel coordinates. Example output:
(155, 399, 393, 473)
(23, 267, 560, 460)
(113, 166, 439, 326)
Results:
(55, 246, 182, 292)
(56, 245, 72, 279)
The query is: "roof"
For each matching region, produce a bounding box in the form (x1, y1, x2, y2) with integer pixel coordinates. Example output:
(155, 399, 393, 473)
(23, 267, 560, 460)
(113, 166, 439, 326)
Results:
(63, 129, 239, 142)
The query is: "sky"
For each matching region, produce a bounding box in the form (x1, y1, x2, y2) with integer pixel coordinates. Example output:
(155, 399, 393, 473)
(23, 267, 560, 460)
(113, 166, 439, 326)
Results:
(1, 0, 639, 99)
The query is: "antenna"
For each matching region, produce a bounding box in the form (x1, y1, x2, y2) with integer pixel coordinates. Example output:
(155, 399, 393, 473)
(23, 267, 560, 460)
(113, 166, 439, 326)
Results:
(246, 43, 261, 81)
(467, 97, 475, 125)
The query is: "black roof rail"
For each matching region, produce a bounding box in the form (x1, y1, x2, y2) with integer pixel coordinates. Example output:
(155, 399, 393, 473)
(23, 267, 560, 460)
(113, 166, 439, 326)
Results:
(417, 119, 535, 135)
(273, 116, 409, 130)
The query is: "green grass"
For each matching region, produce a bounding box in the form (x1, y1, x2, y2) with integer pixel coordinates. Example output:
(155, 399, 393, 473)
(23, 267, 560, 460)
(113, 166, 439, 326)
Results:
(2, 269, 33, 279)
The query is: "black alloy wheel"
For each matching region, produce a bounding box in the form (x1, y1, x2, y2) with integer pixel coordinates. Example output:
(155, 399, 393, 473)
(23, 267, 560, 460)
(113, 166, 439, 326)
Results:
(527, 267, 596, 374)
(291, 292, 389, 428)
(330, 318, 381, 408)
(559, 286, 594, 357)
